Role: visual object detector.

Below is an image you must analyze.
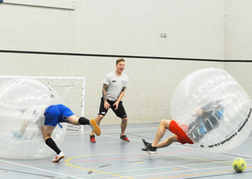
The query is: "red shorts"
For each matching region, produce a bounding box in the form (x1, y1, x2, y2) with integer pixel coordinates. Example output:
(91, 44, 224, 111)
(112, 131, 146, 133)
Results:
(169, 120, 194, 144)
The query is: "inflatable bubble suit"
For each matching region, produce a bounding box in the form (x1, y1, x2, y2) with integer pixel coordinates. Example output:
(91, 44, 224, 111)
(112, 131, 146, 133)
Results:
(0, 78, 67, 159)
(170, 68, 252, 153)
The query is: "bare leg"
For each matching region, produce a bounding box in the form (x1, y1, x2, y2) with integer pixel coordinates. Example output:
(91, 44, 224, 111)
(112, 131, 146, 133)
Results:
(120, 117, 128, 136)
(152, 119, 179, 148)
(41, 125, 64, 159)
(156, 134, 178, 148)
(142, 119, 179, 154)
(65, 115, 79, 125)
(41, 125, 55, 141)
(66, 115, 101, 136)
(41, 125, 65, 162)
(151, 119, 172, 147)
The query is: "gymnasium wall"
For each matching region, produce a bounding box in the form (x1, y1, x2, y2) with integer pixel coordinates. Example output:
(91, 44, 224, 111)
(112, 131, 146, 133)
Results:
(0, 1, 251, 124)
(224, 0, 252, 97)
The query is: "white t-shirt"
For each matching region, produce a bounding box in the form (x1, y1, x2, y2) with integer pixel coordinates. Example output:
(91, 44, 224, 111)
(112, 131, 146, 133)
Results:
(103, 71, 129, 101)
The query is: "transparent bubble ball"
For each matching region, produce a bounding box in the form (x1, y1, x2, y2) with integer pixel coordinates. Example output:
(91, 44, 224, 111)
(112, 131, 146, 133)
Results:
(170, 68, 252, 153)
(0, 78, 67, 159)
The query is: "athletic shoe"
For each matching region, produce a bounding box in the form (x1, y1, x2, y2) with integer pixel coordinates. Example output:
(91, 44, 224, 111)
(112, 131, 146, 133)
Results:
(142, 145, 157, 154)
(142, 139, 151, 148)
(90, 119, 101, 136)
(90, 135, 96, 143)
(52, 152, 65, 162)
(120, 135, 130, 142)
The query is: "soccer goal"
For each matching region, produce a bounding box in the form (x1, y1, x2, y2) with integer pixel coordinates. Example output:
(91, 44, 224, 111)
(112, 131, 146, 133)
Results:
(0, 76, 85, 131)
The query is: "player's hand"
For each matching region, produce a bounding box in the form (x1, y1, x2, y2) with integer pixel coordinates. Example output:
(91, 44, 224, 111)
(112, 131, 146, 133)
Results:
(191, 108, 203, 116)
(104, 102, 110, 110)
(113, 101, 119, 110)
(12, 131, 25, 139)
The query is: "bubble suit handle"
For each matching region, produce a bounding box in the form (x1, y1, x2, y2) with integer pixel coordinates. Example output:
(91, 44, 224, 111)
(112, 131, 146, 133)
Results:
(170, 68, 252, 153)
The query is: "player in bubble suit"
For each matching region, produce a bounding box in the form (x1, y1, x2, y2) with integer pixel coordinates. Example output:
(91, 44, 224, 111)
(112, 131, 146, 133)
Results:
(142, 101, 224, 154)
(13, 104, 101, 162)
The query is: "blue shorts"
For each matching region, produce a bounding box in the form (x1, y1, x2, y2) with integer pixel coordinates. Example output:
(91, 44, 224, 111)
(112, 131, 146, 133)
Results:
(44, 104, 74, 127)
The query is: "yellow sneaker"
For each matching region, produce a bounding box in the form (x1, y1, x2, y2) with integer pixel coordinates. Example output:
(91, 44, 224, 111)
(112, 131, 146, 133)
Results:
(90, 119, 101, 136)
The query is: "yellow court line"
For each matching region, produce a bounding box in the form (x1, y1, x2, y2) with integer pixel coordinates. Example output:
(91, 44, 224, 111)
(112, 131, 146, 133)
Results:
(65, 153, 137, 179)
(65, 152, 251, 179)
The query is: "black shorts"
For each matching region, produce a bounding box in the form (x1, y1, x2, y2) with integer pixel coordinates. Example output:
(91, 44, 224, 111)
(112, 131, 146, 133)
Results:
(98, 97, 127, 118)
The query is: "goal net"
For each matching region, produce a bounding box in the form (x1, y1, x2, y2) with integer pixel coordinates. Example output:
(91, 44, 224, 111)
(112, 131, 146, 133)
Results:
(0, 76, 85, 131)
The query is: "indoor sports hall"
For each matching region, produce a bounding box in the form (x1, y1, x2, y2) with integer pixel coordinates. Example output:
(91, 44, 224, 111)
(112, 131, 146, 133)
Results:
(0, 124, 252, 179)
(1, 0, 252, 179)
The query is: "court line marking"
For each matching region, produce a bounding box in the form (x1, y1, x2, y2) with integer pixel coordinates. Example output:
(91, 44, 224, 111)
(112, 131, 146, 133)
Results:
(65, 150, 252, 179)
(68, 160, 245, 179)
(105, 161, 252, 179)
(108, 166, 232, 179)
(125, 159, 233, 178)
(65, 150, 225, 179)
(121, 158, 235, 178)
(0, 159, 83, 179)
(131, 156, 252, 178)
(65, 149, 193, 164)
(64, 150, 192, 178)
(64, 126, 252, 178)
(0, 167, 53, 178)
(222, 151, 252, 159)
(65, 154, 135, 179)
(145, 167, 252, 179)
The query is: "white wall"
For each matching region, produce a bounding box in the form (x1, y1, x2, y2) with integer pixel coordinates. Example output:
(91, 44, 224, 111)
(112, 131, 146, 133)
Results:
(225, 0, 252, 60)
(0, 0, 251, 125)
(0, 0, 225, 59)
(224, 0, 252, 106)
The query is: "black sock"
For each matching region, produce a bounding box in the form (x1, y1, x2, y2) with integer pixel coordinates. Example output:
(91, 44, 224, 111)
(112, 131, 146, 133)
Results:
(78, 117, 90, 125)
(45, 138, 61, 154)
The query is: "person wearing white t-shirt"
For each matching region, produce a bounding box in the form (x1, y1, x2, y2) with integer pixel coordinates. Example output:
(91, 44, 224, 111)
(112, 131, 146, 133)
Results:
(90, 58, 129, 143)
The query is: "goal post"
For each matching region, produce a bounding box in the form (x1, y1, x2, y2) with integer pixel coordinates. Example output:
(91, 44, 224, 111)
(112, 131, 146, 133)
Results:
(0, 76, 85, 131)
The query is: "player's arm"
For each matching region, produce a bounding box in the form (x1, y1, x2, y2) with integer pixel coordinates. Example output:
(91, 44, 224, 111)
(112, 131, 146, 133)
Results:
(102, 84, 108, 102)
(117, 87, 126, 103)
(21, 119, 29, 133)
(12, 119, 29, 139)
(102, 84, 110, 109)
(114, 87, 126, 110)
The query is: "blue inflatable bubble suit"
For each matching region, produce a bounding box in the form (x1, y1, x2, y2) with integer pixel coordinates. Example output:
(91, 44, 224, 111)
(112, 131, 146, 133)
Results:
(170, 68, 252, 153)
(0, 78, 67, 159)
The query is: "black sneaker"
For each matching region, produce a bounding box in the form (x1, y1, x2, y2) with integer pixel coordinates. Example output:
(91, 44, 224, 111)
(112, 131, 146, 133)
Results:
(142, 145, 157, 154)
(142, 139, 151, 148)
